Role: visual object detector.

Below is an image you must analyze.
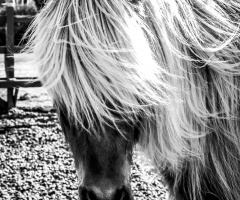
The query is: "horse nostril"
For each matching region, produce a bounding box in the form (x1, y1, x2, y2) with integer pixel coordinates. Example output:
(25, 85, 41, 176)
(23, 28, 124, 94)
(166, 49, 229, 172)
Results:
(87, 190, 98, 200)
(79, 187, 87, 200)
(114, 186, 132, 200)
(79, 187, 97, 200)
(79, 186, 132, 200)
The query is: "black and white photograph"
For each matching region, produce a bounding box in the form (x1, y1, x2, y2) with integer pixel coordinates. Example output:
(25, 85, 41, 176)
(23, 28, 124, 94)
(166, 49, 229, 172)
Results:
(1, 0, 240, 200)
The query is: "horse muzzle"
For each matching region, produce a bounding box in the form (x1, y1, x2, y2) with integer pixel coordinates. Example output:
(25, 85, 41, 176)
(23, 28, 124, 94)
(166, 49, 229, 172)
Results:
(78, 185, 133, 200)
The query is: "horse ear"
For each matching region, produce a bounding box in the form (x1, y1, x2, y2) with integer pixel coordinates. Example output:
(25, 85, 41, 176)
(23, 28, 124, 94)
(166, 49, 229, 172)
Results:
(33, 0, 46, 11)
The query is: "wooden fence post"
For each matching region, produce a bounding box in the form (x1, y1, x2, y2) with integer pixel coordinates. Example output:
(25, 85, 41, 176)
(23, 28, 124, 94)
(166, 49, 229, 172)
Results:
(5, 0, 17, 109)
(0, 1, 41, 112)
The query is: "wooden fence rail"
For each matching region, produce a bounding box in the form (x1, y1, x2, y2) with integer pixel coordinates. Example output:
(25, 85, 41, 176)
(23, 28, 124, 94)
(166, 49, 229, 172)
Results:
(0, 0, 41, 111)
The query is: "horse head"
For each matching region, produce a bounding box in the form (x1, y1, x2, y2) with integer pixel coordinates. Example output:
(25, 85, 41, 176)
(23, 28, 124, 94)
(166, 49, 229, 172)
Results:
(58, 108, 139, 200)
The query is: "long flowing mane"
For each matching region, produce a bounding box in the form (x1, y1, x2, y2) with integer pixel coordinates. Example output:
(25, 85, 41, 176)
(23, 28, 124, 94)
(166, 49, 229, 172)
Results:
(24, 0, 175, 128)
(24, 0, 240, 200)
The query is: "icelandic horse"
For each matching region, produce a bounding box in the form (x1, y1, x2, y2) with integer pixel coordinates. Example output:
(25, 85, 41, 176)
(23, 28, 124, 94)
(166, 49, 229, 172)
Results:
(24, 0, 240, 200)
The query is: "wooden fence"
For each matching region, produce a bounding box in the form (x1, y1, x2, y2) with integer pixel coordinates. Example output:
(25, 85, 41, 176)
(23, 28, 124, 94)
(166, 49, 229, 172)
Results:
(0, 0, 41, 111)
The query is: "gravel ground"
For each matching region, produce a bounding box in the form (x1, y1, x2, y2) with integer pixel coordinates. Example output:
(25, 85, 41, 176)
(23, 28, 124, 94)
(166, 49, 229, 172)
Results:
(0, 90, 168, 200)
